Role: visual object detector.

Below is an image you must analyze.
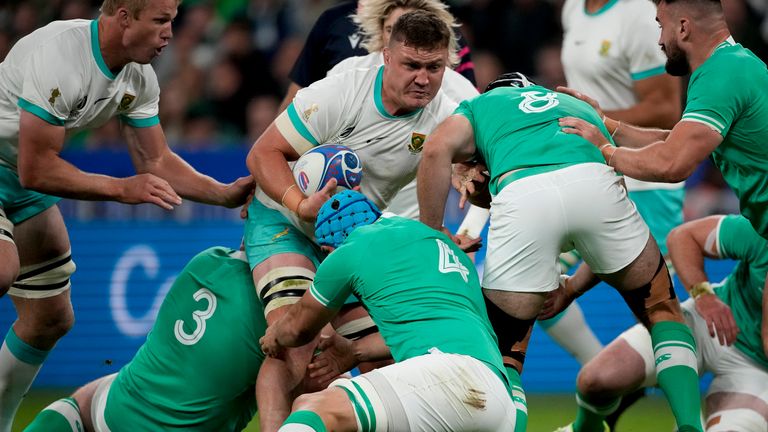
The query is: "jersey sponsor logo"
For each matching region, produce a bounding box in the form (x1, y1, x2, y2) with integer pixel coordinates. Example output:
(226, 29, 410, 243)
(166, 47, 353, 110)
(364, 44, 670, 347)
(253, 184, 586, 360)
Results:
(436, 238, 469, 282)
(655, 353, 672, 366)
(303, 104, 319, 121)
(118, 93, 135, 111)
(94, 96, 111, 104)
(69, 95, 88, 117)
(519, 91, 559, 113)
(348, 33, 362, 49)
(49, 88, 61, 105)
(339, 125, 355, 139)
(272, 227, 291, 242)
(409, 132, 426, 154)
(599, 40, 612, 57)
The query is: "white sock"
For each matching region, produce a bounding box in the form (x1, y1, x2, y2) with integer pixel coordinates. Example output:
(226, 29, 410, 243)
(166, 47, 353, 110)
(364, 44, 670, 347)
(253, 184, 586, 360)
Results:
(539, 302, 603, 365)
(278, 425, 317, 432)
(0, 328, 49, 432)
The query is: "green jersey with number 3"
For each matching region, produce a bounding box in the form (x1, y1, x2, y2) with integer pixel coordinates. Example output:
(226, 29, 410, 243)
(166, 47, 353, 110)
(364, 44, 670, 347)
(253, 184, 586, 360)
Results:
(682, 40, 768, 238)
(454, 85, 609, 194)
(103, 247, 267, 431)
(309, 216, 508, 390)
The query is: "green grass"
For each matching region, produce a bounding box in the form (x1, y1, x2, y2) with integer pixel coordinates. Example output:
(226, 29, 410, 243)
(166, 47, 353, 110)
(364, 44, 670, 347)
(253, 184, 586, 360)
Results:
(13, 390, 675, 432)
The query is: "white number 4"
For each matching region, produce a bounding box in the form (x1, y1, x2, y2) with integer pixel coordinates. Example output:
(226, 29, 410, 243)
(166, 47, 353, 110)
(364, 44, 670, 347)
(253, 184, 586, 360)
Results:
(436, 239, 469, 282)
(174, 288, 217, 345)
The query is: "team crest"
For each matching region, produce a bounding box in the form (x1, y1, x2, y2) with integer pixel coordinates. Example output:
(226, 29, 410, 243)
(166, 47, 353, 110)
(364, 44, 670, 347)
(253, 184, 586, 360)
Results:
(599, 40, 612, 57)
(408, 132, 426, 154)
(49, 88, 61, 105)
(118, 93, 135, 111)
(303, 104, 319, 121)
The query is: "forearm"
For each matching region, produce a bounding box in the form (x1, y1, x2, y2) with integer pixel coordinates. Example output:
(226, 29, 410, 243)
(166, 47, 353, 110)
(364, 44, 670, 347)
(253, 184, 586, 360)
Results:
(353, 332, 391, 363)
(566, 262, 602, 298)
(145, 151, 227, 205)
(605, 117, 670, 149)
(605, 100, 679, 131)
(417, 150, 453, 230)
(247, 146, 300, 208)
(667, 231, 708, 290)
(19, 154, 124, 201)
(602, 140, 689, 183)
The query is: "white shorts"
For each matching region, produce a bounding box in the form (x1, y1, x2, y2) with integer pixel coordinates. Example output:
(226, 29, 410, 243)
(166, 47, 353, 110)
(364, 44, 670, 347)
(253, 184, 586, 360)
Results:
(622, 298, 768, 403)
(482, 163, 649, 292)
(90, 373, 117, 432)
(331, 349, 516, 431)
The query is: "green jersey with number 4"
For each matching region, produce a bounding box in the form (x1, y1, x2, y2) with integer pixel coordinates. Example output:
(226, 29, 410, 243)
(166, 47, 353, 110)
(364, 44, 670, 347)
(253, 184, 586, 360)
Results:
(682, 40, 768, 238)
(454, 85, 608, 194)
(716, 215, 768, 368)
(103, 247, 267, 431)
(310, 216, 508, 390)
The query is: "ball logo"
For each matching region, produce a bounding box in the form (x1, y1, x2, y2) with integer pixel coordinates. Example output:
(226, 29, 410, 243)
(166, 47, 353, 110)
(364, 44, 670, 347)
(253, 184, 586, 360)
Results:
(297, 171, 310, 192)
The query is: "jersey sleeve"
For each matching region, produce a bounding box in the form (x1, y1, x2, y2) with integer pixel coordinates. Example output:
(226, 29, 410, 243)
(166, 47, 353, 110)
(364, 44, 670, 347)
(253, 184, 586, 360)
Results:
(18, 44, 84, 127)
(274, 72, 353, 154)
(718, 215, 767, 262)
(681, 62, 746, 136)
(119, 65, 160, 128)
(309, 246, 358, 309)
(622, 2, 667, 81)
(453, 99, 475, 125)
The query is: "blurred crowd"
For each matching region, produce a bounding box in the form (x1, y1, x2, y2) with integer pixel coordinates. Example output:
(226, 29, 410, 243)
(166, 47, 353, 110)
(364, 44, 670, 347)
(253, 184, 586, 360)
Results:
(1, 0, 766, 219)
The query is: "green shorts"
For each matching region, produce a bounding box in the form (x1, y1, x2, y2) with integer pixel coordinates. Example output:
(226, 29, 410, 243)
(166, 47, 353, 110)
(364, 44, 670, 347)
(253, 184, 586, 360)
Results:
(628, 187, 685, 256)
(0, 164, 60, 225)
(244, 198, 325, 271)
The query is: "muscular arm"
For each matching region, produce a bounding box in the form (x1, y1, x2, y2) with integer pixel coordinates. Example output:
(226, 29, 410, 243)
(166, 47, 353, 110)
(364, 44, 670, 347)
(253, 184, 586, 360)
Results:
(606, 121, 722, 183)
(125, 124, 252, 207)
(605, 74, 681, 130)
(666, 216, 723, 290)
(268, 293, 338, 350)
(417, 115, 476, 230)
(17, 111, 127, 200)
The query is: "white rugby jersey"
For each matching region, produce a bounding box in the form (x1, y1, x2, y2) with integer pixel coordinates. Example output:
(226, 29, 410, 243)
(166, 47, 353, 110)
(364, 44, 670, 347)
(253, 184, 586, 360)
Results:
(328, 53, 478, 218)
(255, 65, 457, 234)
(562, 0, 681, 191)
(0, 19, 160, 171)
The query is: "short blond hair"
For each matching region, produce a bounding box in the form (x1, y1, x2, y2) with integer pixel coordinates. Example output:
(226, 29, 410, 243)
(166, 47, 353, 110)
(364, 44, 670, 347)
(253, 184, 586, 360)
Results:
(354, 0, 459, 66)
(100, 0, 181, 18)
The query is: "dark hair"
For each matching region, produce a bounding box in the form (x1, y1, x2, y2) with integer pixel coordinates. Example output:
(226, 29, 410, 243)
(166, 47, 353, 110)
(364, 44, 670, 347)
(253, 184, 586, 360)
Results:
(389, 10, 450, 52)
(652, 0, 721, 7)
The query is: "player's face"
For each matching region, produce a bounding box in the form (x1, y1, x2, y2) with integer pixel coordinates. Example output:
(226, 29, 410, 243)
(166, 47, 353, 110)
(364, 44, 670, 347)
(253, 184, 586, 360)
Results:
(656, 2, 690, 76)
(123, 0, 177, 64)
(382, 41, 447, 114)
(381, 7, 413, 46)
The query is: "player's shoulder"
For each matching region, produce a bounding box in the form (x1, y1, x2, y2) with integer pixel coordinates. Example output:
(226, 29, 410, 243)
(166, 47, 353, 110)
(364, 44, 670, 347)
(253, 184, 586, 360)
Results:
(328, 53, 382, 76)
(19, 19, 91, 62)
(696, 42, 767, 84)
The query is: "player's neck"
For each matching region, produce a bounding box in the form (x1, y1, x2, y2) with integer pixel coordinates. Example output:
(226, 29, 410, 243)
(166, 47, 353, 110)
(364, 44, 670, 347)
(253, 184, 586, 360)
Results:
(584, 0, 611, 14)
(689, 29, 731, 72)
(96, 17, 129, 73)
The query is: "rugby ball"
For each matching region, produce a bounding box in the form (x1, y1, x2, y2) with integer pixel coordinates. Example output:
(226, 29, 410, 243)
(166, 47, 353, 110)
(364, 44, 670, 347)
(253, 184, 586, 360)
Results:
(292, 144, 363, 194)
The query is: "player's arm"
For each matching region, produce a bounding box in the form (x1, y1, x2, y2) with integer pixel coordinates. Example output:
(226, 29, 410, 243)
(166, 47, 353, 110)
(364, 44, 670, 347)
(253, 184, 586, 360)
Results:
(17, 111, 182, 210)
(261, 292, 339, 357)
(124, 123, 253, 208)
(307, 332, 392, 386)
(605, 74, 680, 130)
(418, 114, 476, 231)
(560, 117, 722, 183)
(667, 215, 738, 345)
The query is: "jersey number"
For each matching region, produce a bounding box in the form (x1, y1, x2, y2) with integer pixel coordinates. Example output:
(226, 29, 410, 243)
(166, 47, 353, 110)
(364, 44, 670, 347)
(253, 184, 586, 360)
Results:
(519, 91, 559, 113)
(436, 239, 469, 282)
(174, 288, 217, 346)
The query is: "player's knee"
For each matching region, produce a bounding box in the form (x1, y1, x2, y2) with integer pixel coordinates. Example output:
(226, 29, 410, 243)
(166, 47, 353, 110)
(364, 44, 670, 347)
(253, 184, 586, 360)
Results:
(0, 268, 18, 297)
(291, 389, 348, 429)
(577, 363, 615, 397)
(619, 254, 679, 327)
(34, 306, 75, 340)
(705, 408, 768, 432)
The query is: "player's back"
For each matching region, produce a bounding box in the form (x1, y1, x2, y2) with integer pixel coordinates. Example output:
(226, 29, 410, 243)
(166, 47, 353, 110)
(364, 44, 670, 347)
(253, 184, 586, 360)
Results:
(103, 247, 267, 431)
(456, 85, 607, 188)
(331, 216, 506, 383)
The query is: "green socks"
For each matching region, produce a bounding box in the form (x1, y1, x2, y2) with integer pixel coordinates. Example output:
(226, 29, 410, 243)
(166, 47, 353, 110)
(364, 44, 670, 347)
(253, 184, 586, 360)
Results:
(572, 391, 619, 432)
(279, 410, 328, 432)
(23, 398, 83, 432)
(507, 366, 528, 432)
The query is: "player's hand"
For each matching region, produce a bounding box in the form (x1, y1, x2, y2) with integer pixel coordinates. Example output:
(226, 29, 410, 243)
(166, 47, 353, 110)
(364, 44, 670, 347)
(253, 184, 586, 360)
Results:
(259, 326, 286, 359)
(119, 174, 182, 210)
(695, 294, 739, 346)
(454, 233, 482, 254)
(538, 277, 576, 320)
(220, 176, 255, 209)
(297, 178, 338, 222)
(452, 163, 488, 209)
(559, 117, 612, 150)
(307, 333, 356, 388)
(556, 86, 604, 119)
(240, 188, 255, 220)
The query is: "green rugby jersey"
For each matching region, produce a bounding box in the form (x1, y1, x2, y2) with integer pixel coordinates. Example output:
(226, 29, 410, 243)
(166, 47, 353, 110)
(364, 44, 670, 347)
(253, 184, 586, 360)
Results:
(682, 40, 768, 238)
(104, 247, 267, 431)
(310, 216, 508, 390)
(454, 85, 608, 194)
(716, 215, 768, 369)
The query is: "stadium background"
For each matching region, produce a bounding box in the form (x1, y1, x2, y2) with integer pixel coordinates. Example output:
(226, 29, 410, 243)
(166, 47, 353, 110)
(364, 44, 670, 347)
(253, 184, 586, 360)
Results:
(1, 0, 766, 430)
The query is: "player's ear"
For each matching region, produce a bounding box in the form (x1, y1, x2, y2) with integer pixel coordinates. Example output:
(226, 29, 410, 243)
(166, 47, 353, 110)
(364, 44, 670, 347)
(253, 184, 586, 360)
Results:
(117, 7, 131, 27)
(383, 47, 391, 65)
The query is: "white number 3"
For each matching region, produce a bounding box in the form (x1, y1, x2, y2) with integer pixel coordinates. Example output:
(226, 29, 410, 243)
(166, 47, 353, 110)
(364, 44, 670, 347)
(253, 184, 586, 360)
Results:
(174, 288, 217, 345)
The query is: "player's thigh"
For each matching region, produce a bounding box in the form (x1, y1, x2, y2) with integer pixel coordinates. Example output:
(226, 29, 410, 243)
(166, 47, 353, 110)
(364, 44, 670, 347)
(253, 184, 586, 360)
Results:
(705, 391, 768, 432)
(483, 172, 565, 293)
(79, 373, 117, 432)
(0, 209, 19, 293)
(565, 164, 650, 277)
(331, 351, 515, 431)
